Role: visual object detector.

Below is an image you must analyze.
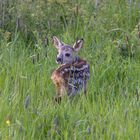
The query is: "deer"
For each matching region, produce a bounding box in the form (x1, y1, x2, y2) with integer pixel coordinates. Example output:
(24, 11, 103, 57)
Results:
(51, 36, 90, 102)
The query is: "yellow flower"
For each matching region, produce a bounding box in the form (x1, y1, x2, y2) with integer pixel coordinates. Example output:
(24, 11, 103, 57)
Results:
(6, 119, 11, 126)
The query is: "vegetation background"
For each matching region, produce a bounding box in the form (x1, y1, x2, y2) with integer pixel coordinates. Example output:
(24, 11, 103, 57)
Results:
(0, 0, 140, 139)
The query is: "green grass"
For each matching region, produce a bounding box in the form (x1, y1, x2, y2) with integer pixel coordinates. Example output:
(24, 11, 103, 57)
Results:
(0, 0, 140, 140)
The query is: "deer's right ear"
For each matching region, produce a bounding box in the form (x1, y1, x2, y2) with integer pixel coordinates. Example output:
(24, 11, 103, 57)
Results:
(53, 36, 63, 49)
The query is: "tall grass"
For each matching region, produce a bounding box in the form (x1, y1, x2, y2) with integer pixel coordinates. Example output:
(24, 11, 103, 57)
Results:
(0, 0, 140, 139)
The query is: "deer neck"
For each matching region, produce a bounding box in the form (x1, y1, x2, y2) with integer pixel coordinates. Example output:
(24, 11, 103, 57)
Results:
(60, 56, 80, 66)
(72, 56, 80, 64)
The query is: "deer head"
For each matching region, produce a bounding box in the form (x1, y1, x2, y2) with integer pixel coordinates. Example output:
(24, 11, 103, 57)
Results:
(53, 36, 84, 65)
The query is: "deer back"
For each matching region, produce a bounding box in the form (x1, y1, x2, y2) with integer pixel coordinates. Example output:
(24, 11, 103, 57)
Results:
(51, 58, 90, 96)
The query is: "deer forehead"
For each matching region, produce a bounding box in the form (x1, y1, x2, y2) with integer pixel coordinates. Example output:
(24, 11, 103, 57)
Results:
(59, 46, 74, 52)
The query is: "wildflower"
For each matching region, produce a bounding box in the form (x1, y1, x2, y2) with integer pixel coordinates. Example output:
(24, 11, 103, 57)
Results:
(6, 119, 11, 126)
(24, 95, 30, 109)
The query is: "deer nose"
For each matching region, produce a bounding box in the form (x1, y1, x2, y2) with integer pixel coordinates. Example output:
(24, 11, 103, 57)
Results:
(56, 57, 62, 63)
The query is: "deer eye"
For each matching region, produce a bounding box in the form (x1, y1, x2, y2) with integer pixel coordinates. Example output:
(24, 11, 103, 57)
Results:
(65, 53, 70, 57)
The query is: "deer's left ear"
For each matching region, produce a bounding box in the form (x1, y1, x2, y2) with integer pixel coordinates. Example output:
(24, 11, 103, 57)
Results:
(73, 39, 84, 52)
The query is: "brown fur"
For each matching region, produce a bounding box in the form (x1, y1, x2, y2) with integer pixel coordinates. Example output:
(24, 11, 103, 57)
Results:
(51, 58, 89, 100)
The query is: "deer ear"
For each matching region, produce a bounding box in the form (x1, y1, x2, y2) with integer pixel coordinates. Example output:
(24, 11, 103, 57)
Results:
(53, 36, 63, 49)
(73, 39, 84, 52)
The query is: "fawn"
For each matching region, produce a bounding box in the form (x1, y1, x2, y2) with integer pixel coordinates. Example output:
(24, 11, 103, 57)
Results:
(51, 36, 90, 101)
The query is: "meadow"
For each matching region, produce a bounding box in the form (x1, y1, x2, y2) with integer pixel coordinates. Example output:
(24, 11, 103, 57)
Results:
(0, 0, 140, 139)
